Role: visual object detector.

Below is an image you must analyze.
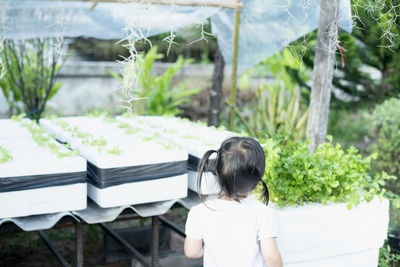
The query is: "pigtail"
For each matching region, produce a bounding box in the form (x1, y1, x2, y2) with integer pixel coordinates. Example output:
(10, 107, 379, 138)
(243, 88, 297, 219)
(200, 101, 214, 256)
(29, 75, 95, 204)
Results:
(260, 179, 269, 205)
(197, 149, 218, 203)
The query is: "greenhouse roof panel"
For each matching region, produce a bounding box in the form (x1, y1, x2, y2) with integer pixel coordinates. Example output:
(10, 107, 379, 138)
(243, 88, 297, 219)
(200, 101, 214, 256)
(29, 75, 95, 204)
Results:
(0, 0, 352, 72)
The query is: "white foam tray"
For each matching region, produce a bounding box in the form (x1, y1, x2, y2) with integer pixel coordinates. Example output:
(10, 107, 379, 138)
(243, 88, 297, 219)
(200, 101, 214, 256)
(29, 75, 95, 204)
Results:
(40, 116, 187, 168)
(0, 138, 87, 219)
(40, 116, 188, 207)
(188, 171, 220, 195)
(117, 116, 236, 195)
(0, 139, 86, 177)
(88, 174, 188, 208)
(276, 198, 389, 267)
(118, 116, 236, 158)
(0, 183, 87, 219)
(0, 119, 35, 139)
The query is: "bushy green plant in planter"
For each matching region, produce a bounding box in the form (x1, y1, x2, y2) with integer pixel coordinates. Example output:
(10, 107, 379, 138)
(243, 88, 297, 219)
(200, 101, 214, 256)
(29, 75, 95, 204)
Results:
(256, 131, 396, 267)
(259, 131, 393, 209)
(370, 98, 400, 196)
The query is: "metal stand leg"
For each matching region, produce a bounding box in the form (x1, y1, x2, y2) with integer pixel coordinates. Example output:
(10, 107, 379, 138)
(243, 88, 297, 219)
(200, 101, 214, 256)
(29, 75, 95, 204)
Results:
(151, 216, 159, 267)
(75, 222, 83, 267)
(159, 216, 185, 237)
(38, 230, 70, 267)
(100, 223, 150, 267)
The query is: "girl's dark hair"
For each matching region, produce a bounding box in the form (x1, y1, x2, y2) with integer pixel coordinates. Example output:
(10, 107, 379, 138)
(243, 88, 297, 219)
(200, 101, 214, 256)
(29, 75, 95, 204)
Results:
(197, 137, 269, 205)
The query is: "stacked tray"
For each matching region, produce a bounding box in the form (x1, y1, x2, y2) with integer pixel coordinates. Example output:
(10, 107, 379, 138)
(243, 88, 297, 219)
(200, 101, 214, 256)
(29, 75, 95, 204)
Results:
(118, 116, 237, 195)
(40, 116, 188, 208)
(0, 119, 87, 219)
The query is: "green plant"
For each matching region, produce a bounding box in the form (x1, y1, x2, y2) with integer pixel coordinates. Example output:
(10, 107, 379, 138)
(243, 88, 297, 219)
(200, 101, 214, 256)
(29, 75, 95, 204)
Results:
(11, 114, 79, 158)
(234, 47, 310, 139)
(234, 84, 309, 140)
(49, 118, 120, 154)
(0, 63, 22, 116)
(370, 98, 400, 193)
(106, 146, 121, 155)
(0, 39, 63, 120)
(110, 46, 201, 116)
(379, 242, 400, 267)
(258, 131, 394, 209)
(0, 145, 12, 163)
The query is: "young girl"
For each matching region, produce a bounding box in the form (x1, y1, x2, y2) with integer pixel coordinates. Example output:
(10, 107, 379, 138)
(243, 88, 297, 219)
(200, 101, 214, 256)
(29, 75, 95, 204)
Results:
(184, 137, 283, 267)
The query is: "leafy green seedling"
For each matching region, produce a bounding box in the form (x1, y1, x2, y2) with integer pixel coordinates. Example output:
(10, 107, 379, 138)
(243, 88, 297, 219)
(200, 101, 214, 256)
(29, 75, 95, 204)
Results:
(0, 145, 13, 163)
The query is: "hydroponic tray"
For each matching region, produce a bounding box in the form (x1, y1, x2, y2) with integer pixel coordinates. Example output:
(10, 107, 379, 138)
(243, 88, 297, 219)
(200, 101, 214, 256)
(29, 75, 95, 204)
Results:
(0, 119, 34, 139)
(117, 116, 237, 194)
(0, 138, 87, 219)
(39, 116, 188, 207)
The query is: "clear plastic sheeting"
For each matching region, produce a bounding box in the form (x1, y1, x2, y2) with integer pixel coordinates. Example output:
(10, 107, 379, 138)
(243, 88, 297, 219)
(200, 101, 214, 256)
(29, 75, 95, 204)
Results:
(211, 0, 352, 72)
(0, 0, 353, 75)
(0, 0, 225, 40)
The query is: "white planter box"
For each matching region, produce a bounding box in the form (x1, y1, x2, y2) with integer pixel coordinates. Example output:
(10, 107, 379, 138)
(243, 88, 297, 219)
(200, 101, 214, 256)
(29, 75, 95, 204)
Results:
(88, 174, 187, 208)
(276, 198, 389, 267)
(40, 116, 188, 207)
(0, 137, 87, 219)
(188, 171, 220, 195)
(0, 183, 87, 219)
(118, 116, 237, 195)
(0, 119, 34, 139)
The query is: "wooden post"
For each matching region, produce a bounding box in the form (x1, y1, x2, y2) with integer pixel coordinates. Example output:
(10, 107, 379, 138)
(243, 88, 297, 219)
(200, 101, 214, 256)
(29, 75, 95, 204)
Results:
(151, 216, 159, 267)
(208, 47, 224, 127)
(306, 0, 339, 152)
(75, 222, 84, 267)
(228, 1, 241, 131)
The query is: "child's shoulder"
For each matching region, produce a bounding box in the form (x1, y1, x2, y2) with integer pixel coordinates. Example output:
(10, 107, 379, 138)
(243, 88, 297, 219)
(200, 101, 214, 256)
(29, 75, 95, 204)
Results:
(243, 197, 277, 214)
(189, 200, 212, 213)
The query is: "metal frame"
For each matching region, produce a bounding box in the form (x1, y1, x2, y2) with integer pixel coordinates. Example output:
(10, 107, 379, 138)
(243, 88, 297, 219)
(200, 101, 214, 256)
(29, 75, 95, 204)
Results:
(1, 208, 190, 266)
(100, 222, 152, 267)
(38, 230, 71, 267)
(159, 215, 185, 237)
(36, 222, 84, 267)
(76, 222, 84, 267)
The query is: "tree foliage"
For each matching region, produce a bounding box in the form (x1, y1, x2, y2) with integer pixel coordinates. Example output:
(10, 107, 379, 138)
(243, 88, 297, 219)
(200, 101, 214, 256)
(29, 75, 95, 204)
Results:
(288, 0, 400, 108)
(370, 98, 400, 194)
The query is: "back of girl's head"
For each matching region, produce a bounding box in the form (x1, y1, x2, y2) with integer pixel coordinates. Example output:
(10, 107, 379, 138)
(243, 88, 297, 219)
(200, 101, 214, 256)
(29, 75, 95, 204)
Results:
(197, 137, 269, 205)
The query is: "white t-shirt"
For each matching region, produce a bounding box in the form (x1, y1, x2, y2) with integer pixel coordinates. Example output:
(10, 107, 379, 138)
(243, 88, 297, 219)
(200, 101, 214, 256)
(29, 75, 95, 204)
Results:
(185, 197, 278, 267)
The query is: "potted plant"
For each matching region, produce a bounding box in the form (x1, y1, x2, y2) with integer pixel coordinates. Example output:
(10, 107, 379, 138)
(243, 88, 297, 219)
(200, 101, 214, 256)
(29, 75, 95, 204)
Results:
(257, 131, 396, 267)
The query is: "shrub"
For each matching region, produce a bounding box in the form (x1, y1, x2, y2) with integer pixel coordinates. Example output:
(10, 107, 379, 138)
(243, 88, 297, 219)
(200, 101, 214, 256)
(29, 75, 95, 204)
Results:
(258, 131, 393, 209)
(235, 85, 308, 140)
(370, 98, 400, 194)
(0, 38, 63, 120)
(110, 46, 201, 116)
